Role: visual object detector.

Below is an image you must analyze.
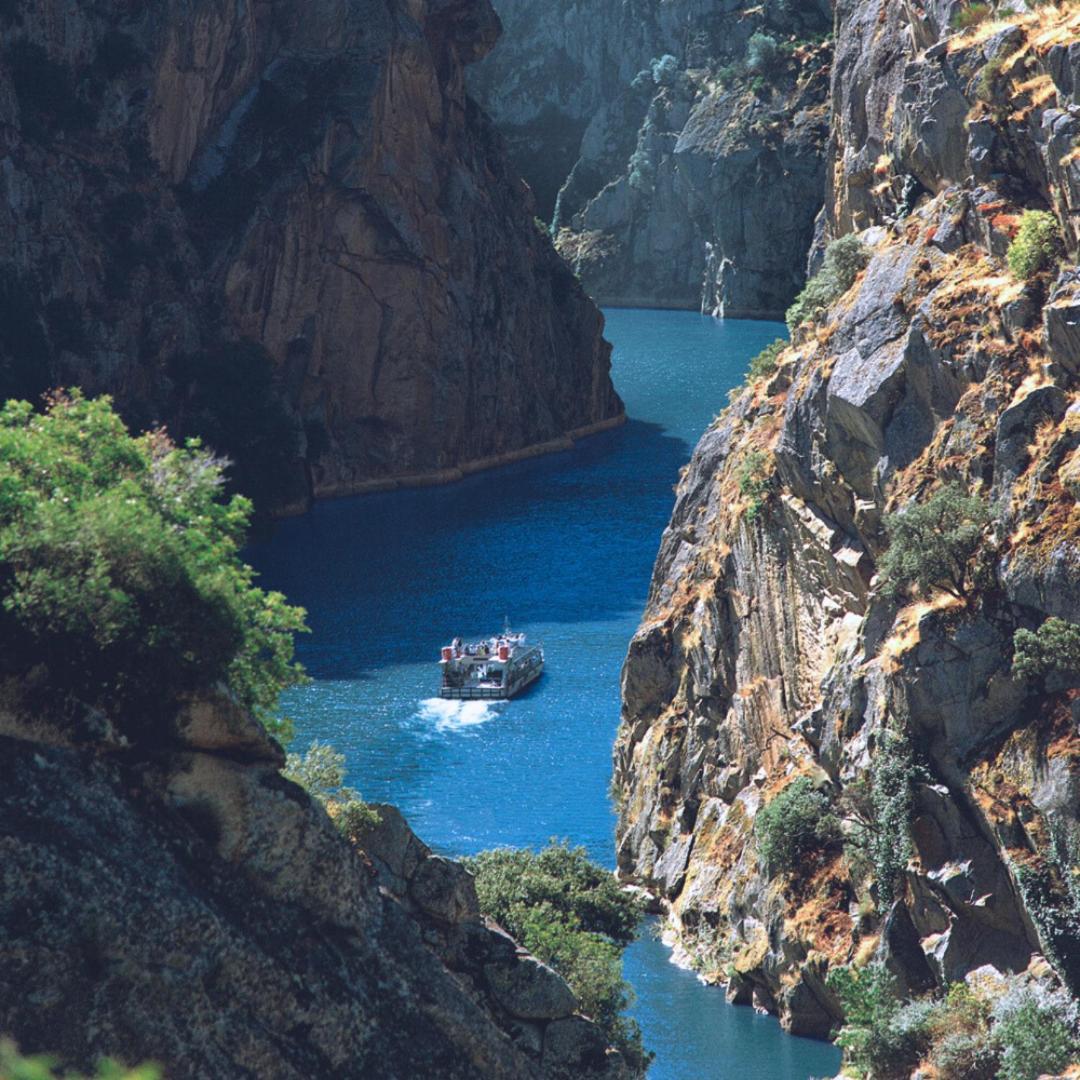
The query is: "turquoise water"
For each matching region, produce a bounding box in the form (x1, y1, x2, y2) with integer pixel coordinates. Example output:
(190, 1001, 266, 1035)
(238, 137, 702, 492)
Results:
(248, 309, 842, 1080)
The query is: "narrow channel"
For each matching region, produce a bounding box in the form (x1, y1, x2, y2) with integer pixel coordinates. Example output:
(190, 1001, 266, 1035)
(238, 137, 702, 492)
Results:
(249, 310, 843, 1080)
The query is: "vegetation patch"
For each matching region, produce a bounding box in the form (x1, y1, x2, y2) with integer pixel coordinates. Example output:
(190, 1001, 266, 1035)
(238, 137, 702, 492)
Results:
(786, 234, 869, 331)
(464, 841, 650, 1070)
(1006, 209, 1060, 281)
(747, 338, 786, 380)
(754, 776, 839, 874)
(0, 391, 306, 737)
(0, 1040, 158, 1080)
(283, 741, 380, 838)
(879, 483, 989, 600)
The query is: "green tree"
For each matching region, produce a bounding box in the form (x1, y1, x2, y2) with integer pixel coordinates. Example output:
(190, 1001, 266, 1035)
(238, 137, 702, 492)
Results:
(1006, 210, 1060, 281)
(878, 483, 989, 600)
(1013, 617, 1080, 681)
(786, 234, 869, 330)
(746, 32, 781, 76)
(827, 963, 918, 1079)
(754, 776, 839, 873)
(0, 391, 306, 736)
(748, 339, 786, 380)
(992, 983, 1080, 1080)
(283, 741, 379, 838)
(464, 842, 649, 1071)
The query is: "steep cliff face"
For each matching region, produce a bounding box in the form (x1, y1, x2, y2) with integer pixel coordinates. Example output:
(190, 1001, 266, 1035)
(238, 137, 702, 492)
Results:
(615, 0, 1080, 1038)
(472, 0, 832, 318)
(0, 684, 628, 1078)
(0, 0, 621, 513)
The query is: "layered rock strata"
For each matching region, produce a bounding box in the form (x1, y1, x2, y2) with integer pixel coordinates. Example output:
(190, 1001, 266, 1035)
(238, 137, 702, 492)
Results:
(0, 0, 621, 512)
(614, 0, 1080, 1038)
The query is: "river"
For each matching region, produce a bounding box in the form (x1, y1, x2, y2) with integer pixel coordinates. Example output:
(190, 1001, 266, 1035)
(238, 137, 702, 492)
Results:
(248, 309, 843, 1080)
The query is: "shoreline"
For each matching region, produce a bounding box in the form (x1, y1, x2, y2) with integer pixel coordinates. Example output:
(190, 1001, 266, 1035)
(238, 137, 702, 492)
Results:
(273, 411, 627, 517)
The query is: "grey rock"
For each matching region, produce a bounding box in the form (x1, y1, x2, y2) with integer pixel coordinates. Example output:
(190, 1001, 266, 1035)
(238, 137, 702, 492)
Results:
(485, 956, 578, 1021)
(410, 855, 482, 925)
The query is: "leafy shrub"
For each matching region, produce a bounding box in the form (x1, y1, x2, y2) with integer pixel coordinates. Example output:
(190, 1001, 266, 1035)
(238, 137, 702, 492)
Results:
(866, 728, 915, 908)
(715, 62, 745, 88)
(1007, 210, 1060, 280)
(1013, 616, 1080, 680)
(748, 339, 786, 380)
(828, 963, 920, 1080)
(283, 741, 380, 838)
(746, 32, 781, 76)
(991, 982, 1080, 1080)
(464, 842, 649, 1069)
(627, 147, 654, 192)
(786, 234, 869, 330)
(0, 1038, 159, 1080)
(755, 777, 838, 873)
(650, 54, 679, 86)
(932, 1031, 1000, 1080)
(0, 392, 307, 735)
(974, 54, 1005, 102)
(736, 450, 773, 521)
(951, 2, 994, 30)
(878, 483, 989, 600)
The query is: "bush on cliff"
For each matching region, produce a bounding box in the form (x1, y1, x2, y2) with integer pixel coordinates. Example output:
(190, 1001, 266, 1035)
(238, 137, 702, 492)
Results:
(754, 776, 839, 874)
(0, 391, 306, 736)
(827, 963, 924, 1080)
(464, 842, 650, 1070)
(748, 339, 786, 380)
(1006, 210, 1060, 281)
(879, 483, 989, 600)
(283, 741, 379, 838)
(992, 981, 1080, 1080)
(1013, 616, 1080, 680)
(785, 234, 869, 331)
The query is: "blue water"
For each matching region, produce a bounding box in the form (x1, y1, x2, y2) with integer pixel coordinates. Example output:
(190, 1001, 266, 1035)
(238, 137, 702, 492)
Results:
(248, 309, 842, 1080)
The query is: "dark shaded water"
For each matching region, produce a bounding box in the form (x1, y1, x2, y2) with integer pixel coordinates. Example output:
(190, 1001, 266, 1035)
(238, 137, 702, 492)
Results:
(249, 309, 842, 1080)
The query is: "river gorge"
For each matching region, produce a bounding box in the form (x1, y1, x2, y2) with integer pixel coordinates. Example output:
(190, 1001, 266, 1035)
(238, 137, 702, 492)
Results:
(249, 310, 843, 1079)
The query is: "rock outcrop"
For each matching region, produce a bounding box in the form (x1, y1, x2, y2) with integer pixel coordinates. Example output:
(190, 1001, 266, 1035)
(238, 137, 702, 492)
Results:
(472, 0, 832, 318)
(0, 0, 622, 513)
(614, 0, 1080, 1039)
(0, 683, 627, 1078)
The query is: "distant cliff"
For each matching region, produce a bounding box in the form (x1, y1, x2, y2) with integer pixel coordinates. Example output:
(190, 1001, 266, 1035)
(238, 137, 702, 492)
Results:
(615, 0, 1080, 1040)
(0, 0, 622, 513)
(471, 0, 831, 318)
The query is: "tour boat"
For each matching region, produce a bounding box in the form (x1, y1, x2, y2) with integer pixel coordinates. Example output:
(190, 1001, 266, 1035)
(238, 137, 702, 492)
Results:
(438, 625, 544, 700)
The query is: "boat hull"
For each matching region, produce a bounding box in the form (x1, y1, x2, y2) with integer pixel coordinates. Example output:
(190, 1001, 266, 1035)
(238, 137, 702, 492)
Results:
(438, 663, 543, 700)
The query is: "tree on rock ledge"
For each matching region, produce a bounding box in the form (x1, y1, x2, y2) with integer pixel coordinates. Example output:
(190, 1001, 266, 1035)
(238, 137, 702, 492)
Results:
(0, 390, 307, 738)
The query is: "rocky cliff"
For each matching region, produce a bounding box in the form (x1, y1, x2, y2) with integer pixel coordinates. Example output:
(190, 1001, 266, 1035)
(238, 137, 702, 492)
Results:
(472, 0, 832, 318)
(615, 0, 1080, 1039)
(0, 683, 628, 1078)
(0, 0, 621, 513)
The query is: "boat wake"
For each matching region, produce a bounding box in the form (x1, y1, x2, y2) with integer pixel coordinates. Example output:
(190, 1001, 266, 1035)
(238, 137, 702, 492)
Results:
(415, 698, 504, 734)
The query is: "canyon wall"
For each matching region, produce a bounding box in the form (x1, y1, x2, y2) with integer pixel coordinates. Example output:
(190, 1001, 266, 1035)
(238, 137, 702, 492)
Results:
(0, 0, 621, 513)
(472, 0, 832, 318)
(0, 683, 628, 1078)
(615, 0, 1080, 1038)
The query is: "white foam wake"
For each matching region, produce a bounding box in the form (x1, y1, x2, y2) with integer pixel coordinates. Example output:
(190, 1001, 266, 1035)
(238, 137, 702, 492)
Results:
(416, 698, 503, 734)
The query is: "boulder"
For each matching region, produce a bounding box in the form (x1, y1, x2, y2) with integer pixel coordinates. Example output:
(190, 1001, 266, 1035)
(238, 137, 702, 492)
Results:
(410, 855, 481, 925)
(484, 956, 578, 1021)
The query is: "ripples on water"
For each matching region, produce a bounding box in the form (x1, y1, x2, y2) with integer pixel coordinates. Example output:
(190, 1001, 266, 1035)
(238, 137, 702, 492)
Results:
(249, 310, 842, 1080)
